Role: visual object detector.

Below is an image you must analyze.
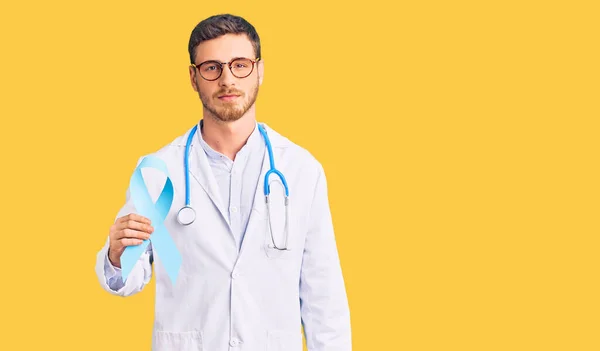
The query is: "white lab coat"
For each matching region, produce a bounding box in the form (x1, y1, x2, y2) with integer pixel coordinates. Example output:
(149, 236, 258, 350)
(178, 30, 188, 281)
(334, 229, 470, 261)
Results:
(95, 123, 352, 351)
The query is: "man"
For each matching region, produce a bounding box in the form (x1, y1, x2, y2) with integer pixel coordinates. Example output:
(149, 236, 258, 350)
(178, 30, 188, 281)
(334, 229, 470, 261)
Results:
(95, 13, 351, 351)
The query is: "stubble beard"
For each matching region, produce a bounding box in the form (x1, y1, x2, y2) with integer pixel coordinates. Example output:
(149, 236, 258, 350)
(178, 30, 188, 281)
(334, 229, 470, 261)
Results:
(200, 78, 260, 123)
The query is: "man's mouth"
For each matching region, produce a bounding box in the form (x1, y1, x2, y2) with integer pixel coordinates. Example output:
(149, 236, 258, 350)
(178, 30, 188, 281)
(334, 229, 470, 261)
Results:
(218, 94, 240, 101)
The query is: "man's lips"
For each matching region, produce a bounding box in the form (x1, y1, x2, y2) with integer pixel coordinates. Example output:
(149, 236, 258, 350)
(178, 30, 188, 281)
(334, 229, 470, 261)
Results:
(218, 94, 240, 101)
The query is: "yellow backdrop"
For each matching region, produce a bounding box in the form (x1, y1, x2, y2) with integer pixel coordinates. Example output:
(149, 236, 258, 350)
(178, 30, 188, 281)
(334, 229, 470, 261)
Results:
(0, 0, 598, 350)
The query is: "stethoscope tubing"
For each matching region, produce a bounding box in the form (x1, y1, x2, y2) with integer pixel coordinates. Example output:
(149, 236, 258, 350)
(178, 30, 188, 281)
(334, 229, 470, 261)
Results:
(179, 123, 291, 250)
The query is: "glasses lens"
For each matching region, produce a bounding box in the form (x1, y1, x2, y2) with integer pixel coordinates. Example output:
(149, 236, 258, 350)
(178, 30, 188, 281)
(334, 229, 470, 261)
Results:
(231, 58, 254, 78)
(199, 61, 222, 80)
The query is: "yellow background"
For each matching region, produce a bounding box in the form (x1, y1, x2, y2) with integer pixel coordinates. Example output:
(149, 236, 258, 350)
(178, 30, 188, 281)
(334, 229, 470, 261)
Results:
(0, 0, 598, 350)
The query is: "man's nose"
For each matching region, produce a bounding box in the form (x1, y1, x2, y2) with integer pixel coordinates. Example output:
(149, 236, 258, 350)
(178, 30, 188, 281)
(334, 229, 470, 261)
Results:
(218, 65, 236, 87)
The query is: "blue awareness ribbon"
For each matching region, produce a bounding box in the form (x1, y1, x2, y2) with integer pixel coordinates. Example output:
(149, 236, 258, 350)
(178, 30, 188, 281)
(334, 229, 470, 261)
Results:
(120, 155, 182, 285)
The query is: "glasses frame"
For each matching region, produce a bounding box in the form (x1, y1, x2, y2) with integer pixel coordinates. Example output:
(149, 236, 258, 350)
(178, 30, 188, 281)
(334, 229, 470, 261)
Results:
(191, 57, 261, 81)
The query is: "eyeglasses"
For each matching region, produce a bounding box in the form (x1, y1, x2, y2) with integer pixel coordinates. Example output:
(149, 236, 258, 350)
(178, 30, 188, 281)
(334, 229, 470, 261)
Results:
(191, 57, 261, 81)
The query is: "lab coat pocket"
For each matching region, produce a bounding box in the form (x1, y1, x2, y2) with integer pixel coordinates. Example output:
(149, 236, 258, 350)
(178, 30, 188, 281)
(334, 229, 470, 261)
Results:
(153, 330, 204, 351)
(267, 330, 303, 351)
(264, 217, 294, 260)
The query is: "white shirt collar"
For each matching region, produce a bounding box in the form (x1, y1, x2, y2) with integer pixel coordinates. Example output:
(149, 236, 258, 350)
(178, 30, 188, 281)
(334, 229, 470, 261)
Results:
(196, 119, 261, 162)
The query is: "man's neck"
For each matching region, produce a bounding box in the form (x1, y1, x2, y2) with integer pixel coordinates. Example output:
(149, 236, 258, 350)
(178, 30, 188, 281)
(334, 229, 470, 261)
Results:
(201, 112, 256, 161)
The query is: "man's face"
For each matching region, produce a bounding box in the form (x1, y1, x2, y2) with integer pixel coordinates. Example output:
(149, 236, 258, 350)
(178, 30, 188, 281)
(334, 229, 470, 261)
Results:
(189, 33, 263, 123)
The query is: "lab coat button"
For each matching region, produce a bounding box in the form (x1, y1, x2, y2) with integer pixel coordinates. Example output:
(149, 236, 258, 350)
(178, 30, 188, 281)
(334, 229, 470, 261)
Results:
(229, 338, 242, 346)
(231, 206, 238, 213)
(232, 271, 240, 279)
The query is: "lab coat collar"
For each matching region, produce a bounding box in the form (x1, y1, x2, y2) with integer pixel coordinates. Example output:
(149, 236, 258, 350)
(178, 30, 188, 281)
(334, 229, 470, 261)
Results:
(174, 121, 290, 149)
(188, 131, 231, 237)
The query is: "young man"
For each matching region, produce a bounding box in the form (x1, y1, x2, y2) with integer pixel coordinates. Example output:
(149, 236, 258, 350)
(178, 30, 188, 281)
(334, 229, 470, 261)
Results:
(95, 14, 352, 351)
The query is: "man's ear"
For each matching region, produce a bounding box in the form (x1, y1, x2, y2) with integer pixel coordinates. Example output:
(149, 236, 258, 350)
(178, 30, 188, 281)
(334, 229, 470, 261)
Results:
(258, 59, 264, 86)
(189, 65, 199, 92)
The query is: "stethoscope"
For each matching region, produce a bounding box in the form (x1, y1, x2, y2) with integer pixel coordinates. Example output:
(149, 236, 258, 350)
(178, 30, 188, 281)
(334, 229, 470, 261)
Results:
(176, 123, 291, 251)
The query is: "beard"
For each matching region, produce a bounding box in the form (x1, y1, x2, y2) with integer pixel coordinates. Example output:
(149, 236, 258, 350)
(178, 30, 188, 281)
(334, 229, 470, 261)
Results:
(199, 78, 259, 123)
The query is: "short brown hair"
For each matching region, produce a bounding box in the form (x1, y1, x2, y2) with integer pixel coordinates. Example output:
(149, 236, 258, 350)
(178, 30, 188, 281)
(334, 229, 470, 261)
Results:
(188, 14, 261, 64)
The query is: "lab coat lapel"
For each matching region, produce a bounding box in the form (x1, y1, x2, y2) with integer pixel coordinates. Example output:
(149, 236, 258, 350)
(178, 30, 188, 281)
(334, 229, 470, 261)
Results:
(188, 137, 232, 235)
(238, 126, 275, 258)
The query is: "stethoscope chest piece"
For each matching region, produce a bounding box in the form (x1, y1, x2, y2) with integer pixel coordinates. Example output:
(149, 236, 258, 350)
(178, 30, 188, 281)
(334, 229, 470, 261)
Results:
(177, 206, 196, 225)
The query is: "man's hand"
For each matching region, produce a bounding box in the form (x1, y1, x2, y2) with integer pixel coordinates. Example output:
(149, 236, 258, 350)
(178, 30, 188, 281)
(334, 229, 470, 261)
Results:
(108, 213, 154, 268)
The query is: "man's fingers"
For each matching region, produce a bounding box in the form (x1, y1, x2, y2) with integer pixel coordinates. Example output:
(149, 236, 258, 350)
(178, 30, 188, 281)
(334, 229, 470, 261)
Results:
(117, 213, 151, 225)
(114, 219, 154, 233)
(120, 238, 144, 247)
(117, 228, 151, 240)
